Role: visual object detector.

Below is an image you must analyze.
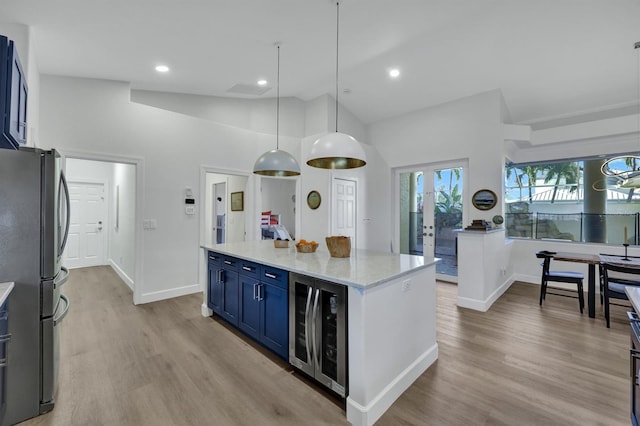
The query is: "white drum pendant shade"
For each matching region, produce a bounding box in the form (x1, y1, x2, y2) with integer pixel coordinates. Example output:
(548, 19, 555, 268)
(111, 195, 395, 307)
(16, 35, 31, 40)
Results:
(307, 132, 367, 169)
(254, 149, 301, 177)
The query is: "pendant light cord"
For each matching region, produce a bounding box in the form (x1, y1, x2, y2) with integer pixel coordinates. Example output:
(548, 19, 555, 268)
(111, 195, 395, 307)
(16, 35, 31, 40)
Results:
(335, 1, 340, 133)
(277, 45, 280, 150)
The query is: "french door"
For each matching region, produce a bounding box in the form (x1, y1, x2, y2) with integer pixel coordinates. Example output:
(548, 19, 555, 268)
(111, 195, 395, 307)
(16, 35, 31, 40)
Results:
(397, 162, 465, 280)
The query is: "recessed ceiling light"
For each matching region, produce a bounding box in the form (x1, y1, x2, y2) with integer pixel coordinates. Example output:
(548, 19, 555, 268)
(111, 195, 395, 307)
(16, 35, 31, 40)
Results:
(389, 69, 400, 78)
(257, 79, 268, 86)
(155, 65, 170, 73)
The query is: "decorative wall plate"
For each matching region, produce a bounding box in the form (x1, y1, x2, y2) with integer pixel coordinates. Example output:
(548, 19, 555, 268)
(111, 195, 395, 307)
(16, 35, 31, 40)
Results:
(307, 190, 321, 210)
(472, 189, 497, 211)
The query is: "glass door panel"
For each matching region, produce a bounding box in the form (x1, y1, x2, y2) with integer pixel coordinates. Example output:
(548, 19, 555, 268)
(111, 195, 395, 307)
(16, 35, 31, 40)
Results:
(398, 164, 464, 280)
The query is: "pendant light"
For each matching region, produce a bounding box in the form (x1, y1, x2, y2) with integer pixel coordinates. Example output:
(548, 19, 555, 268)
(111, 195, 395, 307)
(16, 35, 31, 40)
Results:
(599, 41, 640, 188)
(307, 0, 366, 169)
(253, 45, 301, 177)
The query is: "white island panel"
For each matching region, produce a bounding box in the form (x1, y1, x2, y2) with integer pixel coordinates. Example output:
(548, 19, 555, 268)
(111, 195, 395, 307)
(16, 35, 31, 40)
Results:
(347, 266, 437, 426)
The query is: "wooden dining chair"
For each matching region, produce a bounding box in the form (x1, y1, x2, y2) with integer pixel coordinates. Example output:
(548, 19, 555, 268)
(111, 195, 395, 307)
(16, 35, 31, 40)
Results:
(598, 254, 640, 304)
(601, 261, 640, 328)
(536, 250, 584, 313)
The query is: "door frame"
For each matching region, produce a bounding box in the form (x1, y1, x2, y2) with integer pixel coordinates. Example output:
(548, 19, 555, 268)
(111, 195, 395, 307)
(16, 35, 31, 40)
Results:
(392, 159, 468, 280)
(60, 150, 144, 305)
(199, 165, 254, 317)
(65, 178, 109, 268)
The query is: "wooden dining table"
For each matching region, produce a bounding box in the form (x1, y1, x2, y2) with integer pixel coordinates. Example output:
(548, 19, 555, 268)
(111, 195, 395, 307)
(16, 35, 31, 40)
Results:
(552, 252, 600, 318)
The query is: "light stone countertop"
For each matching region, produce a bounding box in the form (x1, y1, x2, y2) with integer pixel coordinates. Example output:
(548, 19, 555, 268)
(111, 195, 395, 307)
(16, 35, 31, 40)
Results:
(626, 287, 640, 314)
(0, 282, 14, 306)
(202, 240, 437, 289)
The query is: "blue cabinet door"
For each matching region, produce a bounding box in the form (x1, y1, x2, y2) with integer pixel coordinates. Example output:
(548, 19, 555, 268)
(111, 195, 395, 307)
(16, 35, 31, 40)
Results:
(260, 282, 288, 360)
(5, 40, 27, 148)
(221, 269, 239, 326)
(208, 261, 223, 314)
(238, 275, 260, 340)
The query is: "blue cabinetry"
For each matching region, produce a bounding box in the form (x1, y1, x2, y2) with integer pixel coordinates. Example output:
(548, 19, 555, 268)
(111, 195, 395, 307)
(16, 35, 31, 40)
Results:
(0, 299, 9, 424)
(0, 35, 28, 150)
(207, 253, 239, 326)
(208, 251, 288, 360)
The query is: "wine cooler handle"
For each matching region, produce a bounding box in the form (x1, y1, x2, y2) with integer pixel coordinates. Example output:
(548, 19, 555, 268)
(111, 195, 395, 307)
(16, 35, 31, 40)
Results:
(305, 287, 313, 364)
(312, 288, 320, 367)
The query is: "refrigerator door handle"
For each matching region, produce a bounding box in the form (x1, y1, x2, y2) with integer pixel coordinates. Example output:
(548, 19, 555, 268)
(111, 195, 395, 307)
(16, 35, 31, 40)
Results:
(312, 288, 320, 368)
(54, 265, 69, 289)
(53, 294, 70, 326)
(304, 287, 313, 364)
(59, 170, 71, 255)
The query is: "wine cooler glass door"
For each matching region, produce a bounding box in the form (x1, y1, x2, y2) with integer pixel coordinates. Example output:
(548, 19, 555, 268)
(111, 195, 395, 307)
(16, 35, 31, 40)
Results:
(315, 281, 347, 397)
(289, 274, 315, 377)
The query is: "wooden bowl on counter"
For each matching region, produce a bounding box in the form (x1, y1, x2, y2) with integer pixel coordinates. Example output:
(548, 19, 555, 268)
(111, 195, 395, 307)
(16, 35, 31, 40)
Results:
(325, 236, 351, 258)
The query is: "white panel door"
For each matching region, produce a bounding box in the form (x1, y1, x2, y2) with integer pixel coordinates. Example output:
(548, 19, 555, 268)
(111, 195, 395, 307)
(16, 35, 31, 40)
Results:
(64, 182, 106, 268)
(332, 178, 357, 248)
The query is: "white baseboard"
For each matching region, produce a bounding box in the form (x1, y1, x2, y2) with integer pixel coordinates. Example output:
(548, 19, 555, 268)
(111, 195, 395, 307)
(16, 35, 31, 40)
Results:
(201, 303, 213, 317)
(346, 343, 439, 426)
(457, 275, 515, 312)
(108, 259, 134, 291)
(140, 284, 202, 304)
(513, 273, 539, 285)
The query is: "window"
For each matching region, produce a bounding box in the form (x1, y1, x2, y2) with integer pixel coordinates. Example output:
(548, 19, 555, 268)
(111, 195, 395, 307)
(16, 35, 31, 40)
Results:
(505, 156, 639, 245)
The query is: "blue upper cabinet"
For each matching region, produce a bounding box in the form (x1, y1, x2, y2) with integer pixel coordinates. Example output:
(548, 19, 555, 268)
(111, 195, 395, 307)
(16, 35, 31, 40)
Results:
(0, 35, 28, 150)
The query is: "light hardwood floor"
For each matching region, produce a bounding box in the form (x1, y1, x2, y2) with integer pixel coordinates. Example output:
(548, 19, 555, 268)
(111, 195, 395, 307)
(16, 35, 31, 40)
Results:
(20, 266, 629, 426)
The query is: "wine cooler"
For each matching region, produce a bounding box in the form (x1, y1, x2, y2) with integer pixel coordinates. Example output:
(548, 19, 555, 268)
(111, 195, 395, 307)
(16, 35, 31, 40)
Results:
(289, 273, 347, 397)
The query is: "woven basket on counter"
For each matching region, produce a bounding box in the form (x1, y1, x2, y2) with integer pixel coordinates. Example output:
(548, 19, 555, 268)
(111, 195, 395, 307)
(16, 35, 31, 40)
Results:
(296, 242, 318, 253)
(273, 239, 290, 248)
(325, 236, 351, 258)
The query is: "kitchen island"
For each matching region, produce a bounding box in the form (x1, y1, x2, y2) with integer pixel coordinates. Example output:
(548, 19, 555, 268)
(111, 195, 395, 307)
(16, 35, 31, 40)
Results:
(200, 240, 438, 426)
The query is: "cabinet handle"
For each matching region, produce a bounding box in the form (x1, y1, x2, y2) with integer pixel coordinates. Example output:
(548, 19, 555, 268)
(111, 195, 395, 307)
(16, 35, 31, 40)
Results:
(0, 358, 7, 368)
(304, 287, 313, 364)
(264, 272, 277, 279)
(253, 283, 258, 300)
(242, 266, 253, 272)
(224, 260, 232, 265)
(209, 255, 217, 261)
(258, 284, 264, 301)
(0, 333, 11, 343)
(312, 289, 320, 366)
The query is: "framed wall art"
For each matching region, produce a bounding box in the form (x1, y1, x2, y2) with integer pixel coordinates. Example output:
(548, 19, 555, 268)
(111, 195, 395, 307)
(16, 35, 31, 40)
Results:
(231, 191, 244, 211)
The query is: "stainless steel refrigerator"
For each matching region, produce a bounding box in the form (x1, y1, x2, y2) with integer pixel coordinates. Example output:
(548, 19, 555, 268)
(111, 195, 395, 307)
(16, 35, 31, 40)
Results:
(289, 272, 347, 397)
(0, 147, 70, 425)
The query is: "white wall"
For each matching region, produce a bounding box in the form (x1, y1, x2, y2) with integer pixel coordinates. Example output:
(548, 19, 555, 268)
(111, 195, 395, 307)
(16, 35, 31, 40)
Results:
(298, 135, 390, 252)
(369, 90, 505, 229)
(226, 175, 248, 243)
(131, 90, 306, 139)
(39, 75, 280, 303)
(111, 162, 136, 286)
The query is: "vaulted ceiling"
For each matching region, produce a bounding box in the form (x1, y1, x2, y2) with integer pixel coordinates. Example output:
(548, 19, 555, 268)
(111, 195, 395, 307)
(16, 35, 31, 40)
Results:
(2, 0, 639, 125)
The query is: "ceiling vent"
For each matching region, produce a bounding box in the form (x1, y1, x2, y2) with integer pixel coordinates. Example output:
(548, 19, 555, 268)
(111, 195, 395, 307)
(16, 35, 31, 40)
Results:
(226, 84, 271, 96)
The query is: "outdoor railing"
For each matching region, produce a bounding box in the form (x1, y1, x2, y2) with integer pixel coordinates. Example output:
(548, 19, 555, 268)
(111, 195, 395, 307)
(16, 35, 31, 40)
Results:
(504, 212, 639, 245)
